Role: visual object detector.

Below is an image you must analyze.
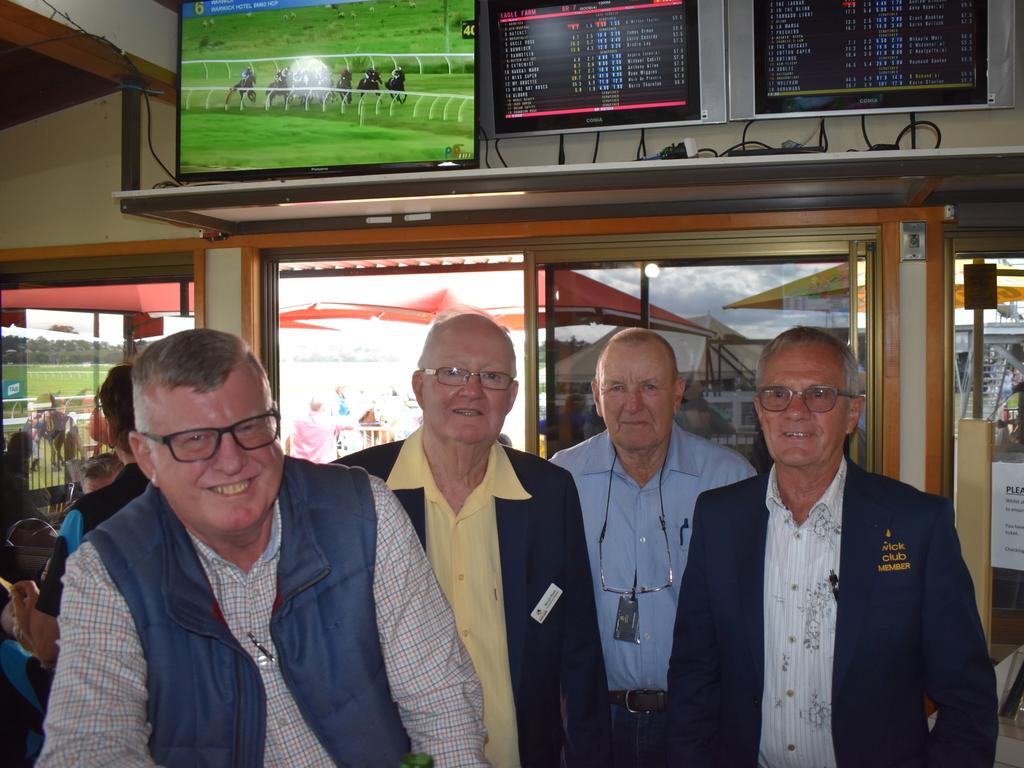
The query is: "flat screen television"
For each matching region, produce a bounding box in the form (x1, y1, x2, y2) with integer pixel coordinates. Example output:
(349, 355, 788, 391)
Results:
(728, 0, 1015, 121)
(480, 0, 726, 138)
(176, 0, 478, 181)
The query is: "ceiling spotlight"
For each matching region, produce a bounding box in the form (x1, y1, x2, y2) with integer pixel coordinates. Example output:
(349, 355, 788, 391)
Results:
(644, 263, 661, 279)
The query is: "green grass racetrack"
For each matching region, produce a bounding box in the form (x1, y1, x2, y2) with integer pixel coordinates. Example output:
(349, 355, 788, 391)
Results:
(179, 0, 476, 174)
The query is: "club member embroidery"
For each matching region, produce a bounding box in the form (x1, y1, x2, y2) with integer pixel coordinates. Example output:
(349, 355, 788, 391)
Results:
(879, 528, 912, 572)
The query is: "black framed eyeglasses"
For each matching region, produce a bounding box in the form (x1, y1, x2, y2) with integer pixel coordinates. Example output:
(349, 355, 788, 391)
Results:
(140, 410, 280, 463)
(756, 385, 860, 413)
(421, 367, 515, 391)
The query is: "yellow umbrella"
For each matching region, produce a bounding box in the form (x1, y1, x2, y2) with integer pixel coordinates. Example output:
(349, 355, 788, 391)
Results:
(952, 266, 1024, 308)
(725, 263, 1024, 311)
(723, 264, 864, 311)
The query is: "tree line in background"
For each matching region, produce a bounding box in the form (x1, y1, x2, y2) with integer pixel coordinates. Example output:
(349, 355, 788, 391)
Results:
(1, 338, 125, 366)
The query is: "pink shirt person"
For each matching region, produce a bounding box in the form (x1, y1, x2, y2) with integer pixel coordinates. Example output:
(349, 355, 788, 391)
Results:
(289, 398, 340, 464)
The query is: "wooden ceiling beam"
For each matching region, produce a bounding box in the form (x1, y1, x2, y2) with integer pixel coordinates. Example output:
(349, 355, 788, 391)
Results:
(0, 0, 177, 106)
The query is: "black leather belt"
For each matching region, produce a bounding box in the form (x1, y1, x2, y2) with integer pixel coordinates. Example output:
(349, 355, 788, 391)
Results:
(608, 689, 666, 713)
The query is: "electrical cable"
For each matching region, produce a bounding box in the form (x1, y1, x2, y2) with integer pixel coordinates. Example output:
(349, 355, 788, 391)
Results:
(494, 138, 507, 168)
(721, 140, 771, 156)
(741, 119, 755, 149)
(35, 0, 179, 186)
(592, 132, 601, 163)
(558, 134, 566, 164)
(478, 121, 496, 169)
(895, 117, 941, 149)
(479, 123, 491, 168)
(858, 113, 906, 151)
(636, 128, 647, 161)
(143, 88, 178, 184)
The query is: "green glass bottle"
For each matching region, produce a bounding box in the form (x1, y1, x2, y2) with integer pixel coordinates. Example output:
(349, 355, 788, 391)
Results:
(399, 754, 433, 768)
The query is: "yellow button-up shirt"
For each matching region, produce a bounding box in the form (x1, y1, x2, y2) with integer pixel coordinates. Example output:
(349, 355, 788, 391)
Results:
(388, 428, 531, 768)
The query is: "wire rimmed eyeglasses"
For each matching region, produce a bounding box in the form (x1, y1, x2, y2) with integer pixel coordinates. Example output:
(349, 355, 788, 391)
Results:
(756, 385, 861, 413)
(598, 458, 674, 597)
(140, 409, 280, 463)
(420, 367, 515, 391)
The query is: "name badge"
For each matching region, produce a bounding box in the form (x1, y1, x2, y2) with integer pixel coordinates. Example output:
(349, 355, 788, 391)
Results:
(613, 595, 640, 644)
(531, 583, 563, 624)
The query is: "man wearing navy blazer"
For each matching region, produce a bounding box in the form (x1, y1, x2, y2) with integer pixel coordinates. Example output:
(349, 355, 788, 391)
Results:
(667, 326, 996, 767)
(342, 311, 611, 768)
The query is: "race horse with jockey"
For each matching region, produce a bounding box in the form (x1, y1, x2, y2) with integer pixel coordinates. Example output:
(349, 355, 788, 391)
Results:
(225, 65, 256, 105)
(335, 67, 353, 104)
(386, 67, 406, 103)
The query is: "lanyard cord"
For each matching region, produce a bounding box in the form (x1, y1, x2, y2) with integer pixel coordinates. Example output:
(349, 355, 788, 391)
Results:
(598, 453, 670, 599)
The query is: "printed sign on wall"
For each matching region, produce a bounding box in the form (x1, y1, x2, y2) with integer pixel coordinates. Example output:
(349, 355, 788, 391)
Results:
(991, 462, 1024, 571)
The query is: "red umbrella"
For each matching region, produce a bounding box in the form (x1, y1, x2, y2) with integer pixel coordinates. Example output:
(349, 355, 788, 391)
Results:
(280, 271, 709, 335)
(540, 271, 710, 334)
(281, 272, 521, 329)
(2, 283, 194, 314)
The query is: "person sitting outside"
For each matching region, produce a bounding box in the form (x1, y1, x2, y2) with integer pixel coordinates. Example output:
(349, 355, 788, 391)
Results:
(9, 363, 148, 671)
(288, 396, 341, 463)
(2, 365, 144, 763)
(78, 452, 124, 495)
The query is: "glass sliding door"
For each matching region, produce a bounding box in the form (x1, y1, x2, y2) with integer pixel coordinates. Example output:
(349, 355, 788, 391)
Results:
(952, 249, 1024, 653)
(538, 245, 871, 469)
(272, 254, 526, 459)
(1, 276, 194, 526)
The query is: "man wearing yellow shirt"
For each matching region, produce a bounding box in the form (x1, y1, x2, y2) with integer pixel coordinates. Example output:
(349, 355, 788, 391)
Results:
(343, 311, 611, 768)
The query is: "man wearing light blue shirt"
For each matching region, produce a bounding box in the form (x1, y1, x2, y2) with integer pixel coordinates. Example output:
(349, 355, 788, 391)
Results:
(552, 328, 754, 768)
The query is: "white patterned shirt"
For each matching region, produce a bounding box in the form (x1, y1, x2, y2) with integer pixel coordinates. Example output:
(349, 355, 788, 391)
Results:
(758, 460, 846, 768)
(39, 475, 488, 768)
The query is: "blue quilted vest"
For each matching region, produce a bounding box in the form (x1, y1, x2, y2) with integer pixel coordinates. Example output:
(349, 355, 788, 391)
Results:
(88, 458, 409, 768)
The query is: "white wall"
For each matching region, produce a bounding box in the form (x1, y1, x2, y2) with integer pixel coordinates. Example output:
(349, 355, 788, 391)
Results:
(483, 105, 1024, 168)
(900, 258, 929, 490)
(205, 247, 244, 337)
(12, 0, 178, 71)
(0, 95, 189, 249)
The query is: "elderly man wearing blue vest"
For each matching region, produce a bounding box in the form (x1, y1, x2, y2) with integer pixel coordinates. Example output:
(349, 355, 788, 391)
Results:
(38, 329, 487, 768)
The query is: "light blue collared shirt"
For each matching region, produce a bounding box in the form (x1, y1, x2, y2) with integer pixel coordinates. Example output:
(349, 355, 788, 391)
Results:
(552, 423, 755, 690)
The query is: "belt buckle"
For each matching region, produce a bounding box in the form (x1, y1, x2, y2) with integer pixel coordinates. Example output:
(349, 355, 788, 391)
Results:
(624, 688, 656, 714)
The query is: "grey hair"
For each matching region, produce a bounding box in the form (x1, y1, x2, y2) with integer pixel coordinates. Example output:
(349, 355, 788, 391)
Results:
(756, 326, 860, 392)
(596, 328, 679, 382)
(417, 311, 517, 377)
(81, 452, 124, 482)
(132, 329, 271, 430)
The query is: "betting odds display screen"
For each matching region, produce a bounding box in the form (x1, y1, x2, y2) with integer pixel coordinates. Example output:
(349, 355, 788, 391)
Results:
(756, 0, 988, 115)
(489, 0, 701, 136)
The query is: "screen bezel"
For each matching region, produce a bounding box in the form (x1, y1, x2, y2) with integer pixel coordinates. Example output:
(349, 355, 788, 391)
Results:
(727, 0, 1015, 121)
(481, 0, 725, 138)
(175, 0, 480, 183)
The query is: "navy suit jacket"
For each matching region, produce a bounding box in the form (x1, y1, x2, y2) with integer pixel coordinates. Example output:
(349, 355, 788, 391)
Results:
(667, 462, 997, 768)
(341, 441, 612, 768)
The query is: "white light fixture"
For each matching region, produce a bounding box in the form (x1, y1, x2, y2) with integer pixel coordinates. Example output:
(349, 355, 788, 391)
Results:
(644, 263, 661, 278)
